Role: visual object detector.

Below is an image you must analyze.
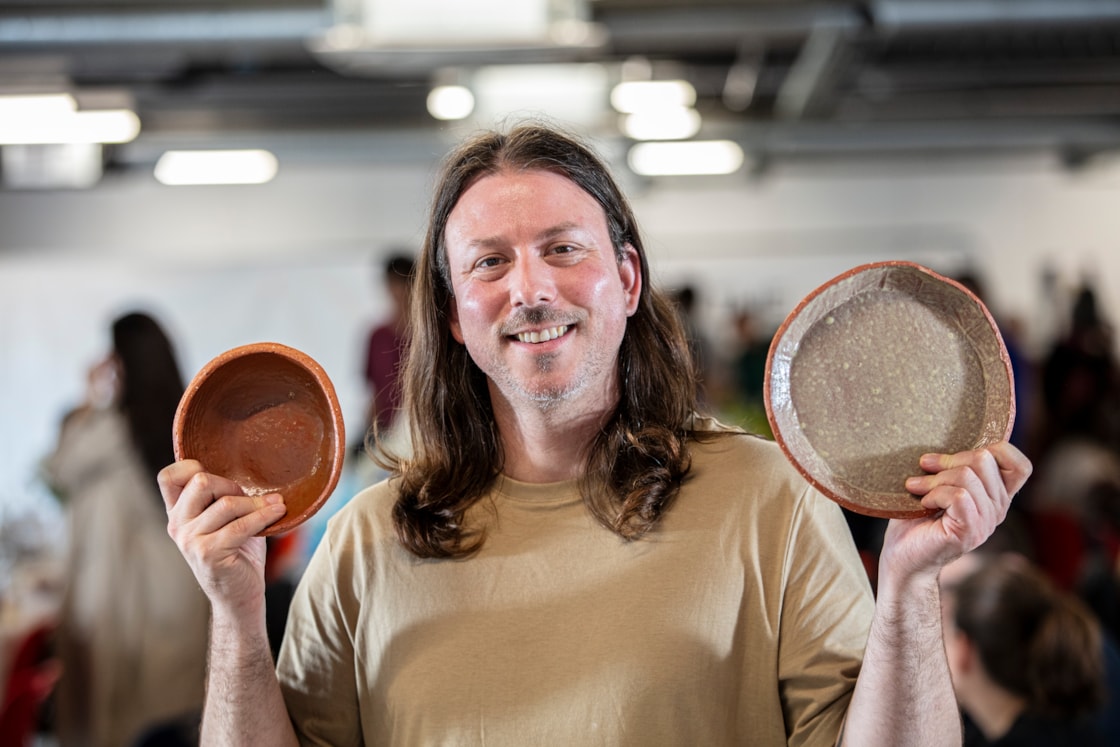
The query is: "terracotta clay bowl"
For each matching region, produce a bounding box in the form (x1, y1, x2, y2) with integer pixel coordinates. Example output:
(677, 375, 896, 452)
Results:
(173, 342, 346, 536)
(764, 261, 1015, 519)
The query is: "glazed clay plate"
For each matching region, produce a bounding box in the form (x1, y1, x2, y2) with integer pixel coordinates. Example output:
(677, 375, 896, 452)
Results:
(764, 261, 1015, 519)
(173, 342, 345, 536)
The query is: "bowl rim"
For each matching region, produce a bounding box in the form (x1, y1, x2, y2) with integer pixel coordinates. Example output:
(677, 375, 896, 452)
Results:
(172, 341, 346, 536)
(763, 260, 1015, 519)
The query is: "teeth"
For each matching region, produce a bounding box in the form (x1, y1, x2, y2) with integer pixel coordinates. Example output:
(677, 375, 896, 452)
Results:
(517, 325, 568, 344)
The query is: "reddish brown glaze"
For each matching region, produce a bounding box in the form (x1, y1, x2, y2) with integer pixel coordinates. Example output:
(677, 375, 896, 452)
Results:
(173, 342, 345, 536)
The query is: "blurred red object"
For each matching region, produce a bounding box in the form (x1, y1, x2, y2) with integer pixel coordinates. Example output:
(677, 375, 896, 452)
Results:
(0, 622, 60, 747)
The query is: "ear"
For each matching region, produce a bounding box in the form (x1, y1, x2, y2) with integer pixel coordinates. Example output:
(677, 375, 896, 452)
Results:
(949, 629, 978, 675)
(448, 298, 465, 344)
(618, 243, 642, 317)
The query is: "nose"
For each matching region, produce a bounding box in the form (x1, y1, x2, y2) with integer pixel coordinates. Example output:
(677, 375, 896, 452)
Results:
(509, 255, 556, 307)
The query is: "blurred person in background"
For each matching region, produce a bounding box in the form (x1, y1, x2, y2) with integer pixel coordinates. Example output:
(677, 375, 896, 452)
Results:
(1024, 439, 1120, 638)
(43, 311, 209, 747)
(360, 252, 416, 460)
(722, 305, 774, 438)
(1023, 284, 1120, 639)
(1038, 284, 1120, 457)
(729, 307, 770, 414)
(669, 284, 715, 405)
(303, 253, 419, 566)
(940, 552, 1109, 746)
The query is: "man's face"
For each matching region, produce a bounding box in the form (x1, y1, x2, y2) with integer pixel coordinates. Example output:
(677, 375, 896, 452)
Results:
(444, 168, 641, 413)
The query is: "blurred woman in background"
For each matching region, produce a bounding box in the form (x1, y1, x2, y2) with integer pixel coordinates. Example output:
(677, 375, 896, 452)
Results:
(941, 553, 1108, 746)
(43, 311, 209, 747)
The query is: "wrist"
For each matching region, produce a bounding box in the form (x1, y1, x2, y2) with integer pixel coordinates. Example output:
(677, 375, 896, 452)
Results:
(209, 595, 269, 648)
(874, 556, 942, 610)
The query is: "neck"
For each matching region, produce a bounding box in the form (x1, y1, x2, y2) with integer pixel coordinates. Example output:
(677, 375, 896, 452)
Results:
(963, 685, 1027, 741)
(492, 391, 615, 484)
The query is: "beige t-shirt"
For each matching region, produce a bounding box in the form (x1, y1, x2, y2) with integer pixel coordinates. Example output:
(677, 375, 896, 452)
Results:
(278, 432, 874, 746)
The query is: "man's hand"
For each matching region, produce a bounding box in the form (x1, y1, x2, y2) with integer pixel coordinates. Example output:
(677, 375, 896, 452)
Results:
(884, 442, 1033, 581)
(158, 460, 300, 746)
(158, 460, 287, 615)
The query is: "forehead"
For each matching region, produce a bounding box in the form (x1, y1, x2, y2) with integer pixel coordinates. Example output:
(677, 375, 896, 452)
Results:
(447, 168, 608, 235)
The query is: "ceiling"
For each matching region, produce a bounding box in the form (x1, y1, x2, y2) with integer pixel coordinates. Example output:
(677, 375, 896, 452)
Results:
(2, 0, 1120, 170)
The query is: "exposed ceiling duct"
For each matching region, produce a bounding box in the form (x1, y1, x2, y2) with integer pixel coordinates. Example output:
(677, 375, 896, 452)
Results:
(0, 0, 1118, 174)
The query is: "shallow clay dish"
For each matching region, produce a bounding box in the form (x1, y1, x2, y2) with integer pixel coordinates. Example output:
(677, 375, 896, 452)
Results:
(173, 342, 345, 536)
(764, 261, 1015, 519)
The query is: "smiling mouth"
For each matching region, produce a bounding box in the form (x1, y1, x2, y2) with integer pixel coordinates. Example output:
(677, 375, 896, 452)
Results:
(514, 325, 570, 344)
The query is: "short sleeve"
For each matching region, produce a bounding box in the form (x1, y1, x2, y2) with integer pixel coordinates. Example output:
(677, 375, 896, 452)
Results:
(778, 485, 874, 747)
(277, 530, 363, 747)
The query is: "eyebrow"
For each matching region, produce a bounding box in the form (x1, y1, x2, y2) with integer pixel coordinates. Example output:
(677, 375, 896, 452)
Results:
(466, 221, 588, 251)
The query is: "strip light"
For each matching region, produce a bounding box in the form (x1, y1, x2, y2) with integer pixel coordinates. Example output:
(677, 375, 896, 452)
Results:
(0, 93, 77, 119)
(0, 93, 140, 145)
(620, 107, 701, 141)
(610, 80, 696, 114)
(627, 140, 745, 176)
(154, 150, 279, 186)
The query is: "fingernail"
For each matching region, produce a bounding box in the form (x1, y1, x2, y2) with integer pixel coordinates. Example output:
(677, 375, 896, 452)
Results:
(265, 493, 283, 505)
(267, 503, 286, 514)
(905, 477, 921, 490)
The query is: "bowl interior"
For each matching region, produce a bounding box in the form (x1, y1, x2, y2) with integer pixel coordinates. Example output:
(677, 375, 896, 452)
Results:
(765, 262, 1014, 518)
(174, 345, 344, 536)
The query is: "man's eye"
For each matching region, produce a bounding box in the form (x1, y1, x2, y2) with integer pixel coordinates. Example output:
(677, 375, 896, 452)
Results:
(476, 256, 504, 269)
(551, 244, 576, 255)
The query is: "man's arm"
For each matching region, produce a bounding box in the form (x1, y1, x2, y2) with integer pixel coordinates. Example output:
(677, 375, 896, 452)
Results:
(204, 596, 298, 745)
(839, 443, 1032, 746)
(159, 461, 299, 746)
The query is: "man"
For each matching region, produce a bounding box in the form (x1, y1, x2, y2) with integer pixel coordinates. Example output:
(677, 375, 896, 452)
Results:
(160, 124, 1032, 746)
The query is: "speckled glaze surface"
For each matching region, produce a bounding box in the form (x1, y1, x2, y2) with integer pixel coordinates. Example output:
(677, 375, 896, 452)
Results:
(764, 261, 1015, 519)
(173, 342, 346, 536)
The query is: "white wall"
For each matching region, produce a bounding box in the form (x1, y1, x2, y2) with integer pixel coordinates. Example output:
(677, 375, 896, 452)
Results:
(3, 146, 1118, 521)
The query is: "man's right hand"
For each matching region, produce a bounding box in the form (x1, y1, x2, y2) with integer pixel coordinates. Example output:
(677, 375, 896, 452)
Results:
(159, 461, 301, 746)
(158, 460, 287, 616)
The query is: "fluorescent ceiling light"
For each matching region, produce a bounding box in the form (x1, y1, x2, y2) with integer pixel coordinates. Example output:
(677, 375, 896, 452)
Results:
(610, 80, 696, 114)
(627, 140, 745, 176)
(0, 93, 77, 119)
(364, 0, 550, 44)
(0, 106, 140, 145)
(470, 63, 608, 128)
(154, 149, 279, 186)
(621, 107, 701, 141)
(355, 0, 599, 46)
(427, 85, 475, 120)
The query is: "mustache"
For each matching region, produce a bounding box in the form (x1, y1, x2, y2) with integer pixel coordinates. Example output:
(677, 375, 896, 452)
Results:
(499, 306, 582, 335)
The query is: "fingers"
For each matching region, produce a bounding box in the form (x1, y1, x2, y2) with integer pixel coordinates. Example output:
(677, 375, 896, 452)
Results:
(903, 442, 1033, 548)
(986, 441, 1034, 496)
(175, 469, 248, 520)
(157, 459, 204, 512)
(916, 450, 1005, 515)
(160, 459, 287, 541)
(906, 441, 1032, 505)
(191, 491, 287, 539)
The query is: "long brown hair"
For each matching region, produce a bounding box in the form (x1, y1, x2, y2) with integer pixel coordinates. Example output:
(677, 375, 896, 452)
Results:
(377, 124, 703, 559)
(112, 312, 185, 487)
